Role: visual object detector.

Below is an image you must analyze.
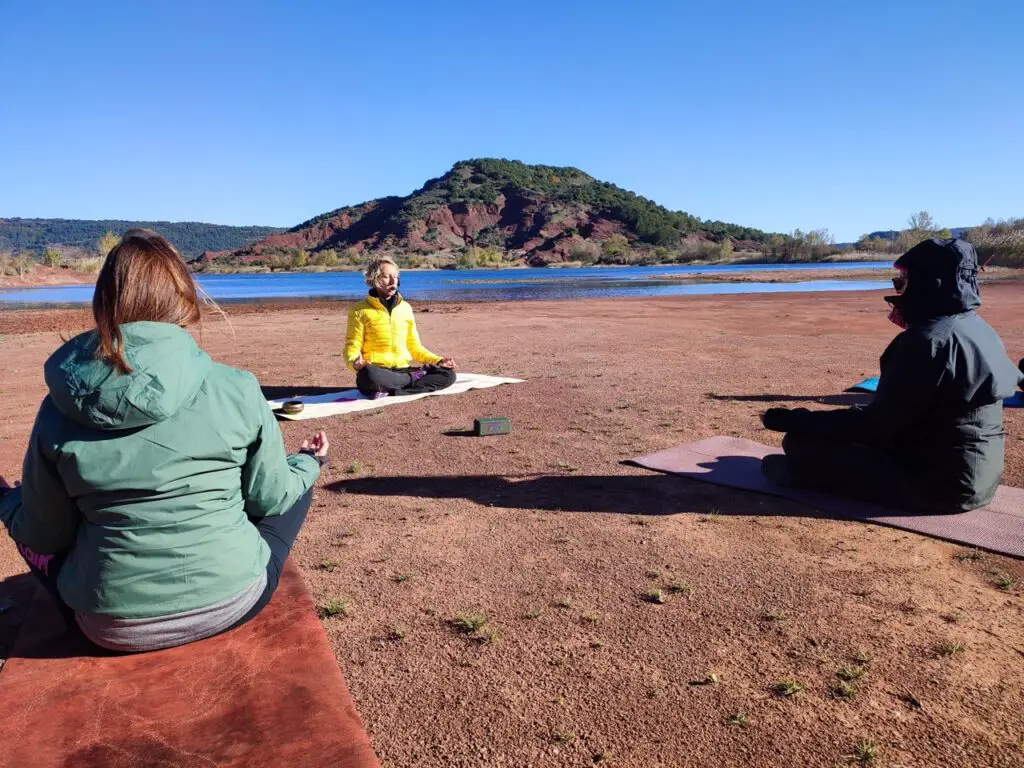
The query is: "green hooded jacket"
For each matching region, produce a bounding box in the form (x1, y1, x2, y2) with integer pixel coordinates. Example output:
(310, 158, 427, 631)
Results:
(0, 322, 320, 618)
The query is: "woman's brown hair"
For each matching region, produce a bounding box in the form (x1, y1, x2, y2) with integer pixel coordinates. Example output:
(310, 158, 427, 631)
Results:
(92, 229, 202, 374)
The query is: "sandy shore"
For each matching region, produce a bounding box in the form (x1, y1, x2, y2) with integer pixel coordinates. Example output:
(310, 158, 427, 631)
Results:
(1, 288, 1023, 767)
(0, 265, 96, 289)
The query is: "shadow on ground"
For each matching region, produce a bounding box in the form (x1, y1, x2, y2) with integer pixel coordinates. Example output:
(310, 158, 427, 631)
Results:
(329, 460, 834, 520)
(260, 385, 348, 399)
(706, 392, 872, 406)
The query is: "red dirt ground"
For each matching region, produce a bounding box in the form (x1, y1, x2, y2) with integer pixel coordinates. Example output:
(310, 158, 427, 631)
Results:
(1, 287, 1023, 768)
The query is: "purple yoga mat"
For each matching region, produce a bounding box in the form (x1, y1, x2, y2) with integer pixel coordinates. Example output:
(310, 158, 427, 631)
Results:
(629, 436, 1024, 558)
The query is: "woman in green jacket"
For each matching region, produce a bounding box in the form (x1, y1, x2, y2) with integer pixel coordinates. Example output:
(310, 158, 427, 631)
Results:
(0, 230, 328, 653)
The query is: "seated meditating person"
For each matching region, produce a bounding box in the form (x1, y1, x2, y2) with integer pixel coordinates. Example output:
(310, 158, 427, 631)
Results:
(760, 238, 1022, 514)
(344, 256, 457, 398)
(0, 230, 328, 653)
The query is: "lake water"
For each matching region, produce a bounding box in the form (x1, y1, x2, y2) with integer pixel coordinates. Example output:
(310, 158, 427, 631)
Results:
(0, 262, 893, 306)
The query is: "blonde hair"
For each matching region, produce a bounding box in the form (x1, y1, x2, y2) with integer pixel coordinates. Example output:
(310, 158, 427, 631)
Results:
(364, 256, 398, 287)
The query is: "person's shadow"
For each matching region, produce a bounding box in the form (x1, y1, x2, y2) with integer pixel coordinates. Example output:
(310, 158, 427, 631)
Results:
(328, 456, 840, 519)
(706, 393, 871, 406)
(260, 385, 349, 400)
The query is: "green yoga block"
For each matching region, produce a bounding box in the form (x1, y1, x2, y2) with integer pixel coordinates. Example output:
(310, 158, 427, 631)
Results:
(474, 417, 512, 436)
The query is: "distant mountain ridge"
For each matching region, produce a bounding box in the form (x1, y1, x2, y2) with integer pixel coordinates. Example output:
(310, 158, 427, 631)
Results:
(0, 218, 285, 259)
(204, 158, 781, 267)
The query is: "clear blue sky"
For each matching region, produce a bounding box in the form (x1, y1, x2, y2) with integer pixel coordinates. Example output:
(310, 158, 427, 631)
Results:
(2, 1, 1021, 241)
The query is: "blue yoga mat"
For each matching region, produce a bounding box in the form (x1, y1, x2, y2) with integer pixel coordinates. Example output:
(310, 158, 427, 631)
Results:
(847, 376, 879, 393)
(847, 376, 1024, 407)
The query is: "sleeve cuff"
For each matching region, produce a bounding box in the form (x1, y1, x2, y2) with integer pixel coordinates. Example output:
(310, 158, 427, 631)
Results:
(300, 450, 328, 467)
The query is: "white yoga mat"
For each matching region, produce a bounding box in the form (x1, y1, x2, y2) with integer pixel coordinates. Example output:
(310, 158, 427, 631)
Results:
(267, 372, 526, 420)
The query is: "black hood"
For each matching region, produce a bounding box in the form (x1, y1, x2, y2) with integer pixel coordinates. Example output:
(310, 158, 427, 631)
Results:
(886, 238, 981, 323)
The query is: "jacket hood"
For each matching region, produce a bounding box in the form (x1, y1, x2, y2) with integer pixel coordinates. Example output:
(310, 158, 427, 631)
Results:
(44, 322, 212, 430)
(886, 238, 981, 323)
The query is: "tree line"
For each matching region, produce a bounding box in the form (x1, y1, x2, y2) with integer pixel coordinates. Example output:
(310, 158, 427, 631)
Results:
(856, 211, 1024, 267)
(0, 218, 284, 259)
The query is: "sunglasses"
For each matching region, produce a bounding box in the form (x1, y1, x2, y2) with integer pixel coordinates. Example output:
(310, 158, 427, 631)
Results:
(891, 274, 908, 294)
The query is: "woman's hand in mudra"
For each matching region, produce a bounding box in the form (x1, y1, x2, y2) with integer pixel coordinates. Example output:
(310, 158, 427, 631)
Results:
(438, 357, 457, 369)
(352, 356, 368, 371)
(301, 430, 329, 458)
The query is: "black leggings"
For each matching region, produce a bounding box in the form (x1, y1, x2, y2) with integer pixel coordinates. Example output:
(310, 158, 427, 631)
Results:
(780, 433, 962, 514)
(16, 489, 314, 641)
(356, 363, 456, 396)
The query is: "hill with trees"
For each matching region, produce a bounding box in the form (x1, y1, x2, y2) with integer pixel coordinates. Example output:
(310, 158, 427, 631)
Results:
(201, 159, 795, 270)
(0, 218, 284, 259)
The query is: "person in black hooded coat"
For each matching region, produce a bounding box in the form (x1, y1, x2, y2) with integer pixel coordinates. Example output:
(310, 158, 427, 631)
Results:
(761, 238, 1022, 513)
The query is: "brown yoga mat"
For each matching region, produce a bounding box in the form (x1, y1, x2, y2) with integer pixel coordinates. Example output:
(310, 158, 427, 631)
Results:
(0, 560, 381, 768)
(629, 436, 1024, 558)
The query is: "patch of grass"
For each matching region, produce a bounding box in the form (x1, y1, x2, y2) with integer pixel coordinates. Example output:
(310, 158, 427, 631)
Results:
(449, 614, 488, 634)
(772, 679, 803, 697)
(317, 599, 351, 619)
(699, 509, 722, 523)
(851, 738, 879, 766)
(473, 626, 499, 645)
(992, 572, 1015, 591)
(955, 548, 984, 562)
(556, 461, 579, 472)
(552, 732, 577, 746)
(666, 580, 693, 597)
(592, 750, 613, 764)
(318, 560, 340, 572)
(644, 569, 662, 580)
(392, 573, 411, 584)
(725, 711, 749, 728)
(642, 589, 666, 605)
(689, 672, 720, 686)
(553, 597, 572, 609)
(346, 461, 361, 474)
(852, 648, 874, 665)
(581, 611, 601, 623)
(761, 610, 787, 622)
(837, 664, 867, 682)
(524, 608, 543, 620)
(631, 517, 651, 527)
(388, 626, 407, 641)
(940, 612, 961, 624)
(831, 681, 858, 701)
(590, 640, 605, 649)
(935, 640, 967, 657)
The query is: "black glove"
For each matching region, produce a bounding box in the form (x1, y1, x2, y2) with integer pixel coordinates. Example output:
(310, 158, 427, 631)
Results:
(761, 407, 795, 432)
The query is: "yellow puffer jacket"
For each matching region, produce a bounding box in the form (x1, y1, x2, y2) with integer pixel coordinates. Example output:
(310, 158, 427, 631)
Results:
(344, 294, 442, 370)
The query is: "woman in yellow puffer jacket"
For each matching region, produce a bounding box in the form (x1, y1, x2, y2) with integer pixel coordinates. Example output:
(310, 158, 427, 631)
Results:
(344, 257, 457, 399)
